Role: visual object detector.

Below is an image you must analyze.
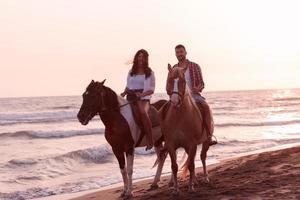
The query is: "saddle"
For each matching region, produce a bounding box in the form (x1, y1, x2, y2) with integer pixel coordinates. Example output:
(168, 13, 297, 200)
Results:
(129, 103, 160, 128)
(126, 89, 160, 128)
(129, 103, 160, 147)
(126, 90, 161, 147)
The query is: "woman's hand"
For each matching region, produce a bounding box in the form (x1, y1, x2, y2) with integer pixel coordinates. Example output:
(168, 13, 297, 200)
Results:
(120, 92, 127, 97)
(135, 92, 144, 98)
(137, 90, 153, 98)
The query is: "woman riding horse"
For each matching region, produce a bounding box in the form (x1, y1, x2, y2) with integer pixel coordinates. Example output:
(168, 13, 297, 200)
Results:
(121, 49, 155, 151)
(77, 80, 166, 198)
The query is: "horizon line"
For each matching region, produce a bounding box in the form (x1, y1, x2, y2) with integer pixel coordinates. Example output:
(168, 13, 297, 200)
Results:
(1, 87, 299, 99)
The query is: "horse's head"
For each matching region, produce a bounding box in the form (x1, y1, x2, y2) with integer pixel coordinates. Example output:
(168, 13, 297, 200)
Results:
(77, 79, 106, 125)
(166, 64, 186, 107)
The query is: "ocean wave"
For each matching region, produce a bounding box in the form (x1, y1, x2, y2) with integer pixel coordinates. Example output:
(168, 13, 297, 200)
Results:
(0, 111, 78, 126)
(2, 138, 300, 200)
(5, 145, 113, 170)
(216, 119, 300, 127)
(212, 106, 239, 111)
(8, 159, 38, 166)
(216, 138, 300, 147)
(54, 145, 113, 164)
(0, 119, 78, 126)
(49, 105, 77, 110)
(279, 102, 300, 107)
(273, 97, 300, 102)
(135, 147, 156, 155)
(16, 175, 43, 181)
(0, 129, 103, 139)
(0, 180, 103, 200)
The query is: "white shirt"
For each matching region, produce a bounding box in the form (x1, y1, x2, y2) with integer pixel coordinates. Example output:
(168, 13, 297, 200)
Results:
(126, 70, 155, 100)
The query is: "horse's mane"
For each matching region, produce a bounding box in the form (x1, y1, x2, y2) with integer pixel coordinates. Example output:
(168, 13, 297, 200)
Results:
(102, 85, 120, 112)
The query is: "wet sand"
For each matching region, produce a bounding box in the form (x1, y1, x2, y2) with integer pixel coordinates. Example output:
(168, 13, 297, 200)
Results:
(72, 145, 300, 200)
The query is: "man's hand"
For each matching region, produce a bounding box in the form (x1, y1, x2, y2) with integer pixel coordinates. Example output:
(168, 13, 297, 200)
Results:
(168, 63, 172, 71)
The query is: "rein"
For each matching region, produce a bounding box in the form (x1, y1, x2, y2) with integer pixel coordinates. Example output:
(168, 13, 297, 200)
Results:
(98, 100, 135, 115)
(170, 91, 183, 99)
(168, 91, 184, 107)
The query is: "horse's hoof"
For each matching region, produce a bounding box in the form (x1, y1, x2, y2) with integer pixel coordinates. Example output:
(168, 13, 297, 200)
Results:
(123, 191, 133, 199)
(193, 178, 199, 186)
(120, 190, 127, 197)
(172, 189, 180, 196)
(149, 183, 159, 190)
(204, 175, 210, 183)
(188, 186, 196, 193)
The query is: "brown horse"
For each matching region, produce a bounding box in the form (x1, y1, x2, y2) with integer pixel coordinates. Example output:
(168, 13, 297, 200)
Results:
(77, 80, 167, 198)
(158, 65, 211, 195)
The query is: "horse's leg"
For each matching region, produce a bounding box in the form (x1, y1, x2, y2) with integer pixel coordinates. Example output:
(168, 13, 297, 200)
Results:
(168, 150, 177, 187)
(201, 140, 210, 182)
(125, 149, 135, 197)
(168, 172, 174, 187)
(187, 145, 197, 193)
(169, 148, 179, 195)
(151, 144, 166, 189)
(112, 148, 128, 197)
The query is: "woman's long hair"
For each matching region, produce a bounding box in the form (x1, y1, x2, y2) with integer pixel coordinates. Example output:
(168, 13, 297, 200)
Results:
(130, 49, 152, 78)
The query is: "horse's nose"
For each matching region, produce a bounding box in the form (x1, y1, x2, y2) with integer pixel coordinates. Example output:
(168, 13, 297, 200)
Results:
(77, 112, 83, 121)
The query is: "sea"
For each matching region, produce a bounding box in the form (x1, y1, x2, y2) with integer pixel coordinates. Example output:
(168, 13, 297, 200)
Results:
(1, 88, 300, 199)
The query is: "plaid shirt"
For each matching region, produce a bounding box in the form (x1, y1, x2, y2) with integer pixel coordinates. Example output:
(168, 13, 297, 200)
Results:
(174, 59, 205, 91)
(187, 60, 204, 90)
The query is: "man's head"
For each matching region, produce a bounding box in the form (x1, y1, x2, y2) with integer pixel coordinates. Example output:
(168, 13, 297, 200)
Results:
(175, 44, 187, 62)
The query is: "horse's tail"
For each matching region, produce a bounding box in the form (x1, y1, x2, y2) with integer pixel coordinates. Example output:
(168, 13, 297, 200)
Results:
(180, 157, 189, 178)
(152, 145, 168, 168)
(179, 152, 187, 167)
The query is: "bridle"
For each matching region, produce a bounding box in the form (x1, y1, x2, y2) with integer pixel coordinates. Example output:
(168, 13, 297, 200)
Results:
(168, 91, 184, 107)
(170, 91, 183, 99)
(167, 74, 185, 107)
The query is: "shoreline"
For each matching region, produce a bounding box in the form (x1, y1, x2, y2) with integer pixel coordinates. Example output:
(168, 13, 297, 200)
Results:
(38, 142, 300, 200)
(71, 143, 300, 200)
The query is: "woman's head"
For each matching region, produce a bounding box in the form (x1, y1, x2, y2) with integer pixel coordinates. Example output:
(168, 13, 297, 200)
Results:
(131, 49, 152, 78)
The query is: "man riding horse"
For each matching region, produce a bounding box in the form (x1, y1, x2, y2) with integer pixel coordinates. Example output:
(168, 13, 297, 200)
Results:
(173, 44, 217, 146)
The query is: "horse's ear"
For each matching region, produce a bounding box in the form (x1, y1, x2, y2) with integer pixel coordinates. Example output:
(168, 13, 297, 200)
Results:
(100, 79, 106, 85)
(168, 63, 172, 72)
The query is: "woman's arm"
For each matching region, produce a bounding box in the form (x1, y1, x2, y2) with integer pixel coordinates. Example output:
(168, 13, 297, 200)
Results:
(121, 87, 128, 97)
(138, 71, 155, 97)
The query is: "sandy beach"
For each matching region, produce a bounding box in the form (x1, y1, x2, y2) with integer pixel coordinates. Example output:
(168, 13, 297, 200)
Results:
(72, 145, 300, 200)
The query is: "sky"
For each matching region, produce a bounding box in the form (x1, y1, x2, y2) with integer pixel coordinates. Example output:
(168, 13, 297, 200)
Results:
(1, 0, 300, 97)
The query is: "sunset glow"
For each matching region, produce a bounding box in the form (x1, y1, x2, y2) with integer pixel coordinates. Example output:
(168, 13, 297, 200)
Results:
(1, 0, 300, 97)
